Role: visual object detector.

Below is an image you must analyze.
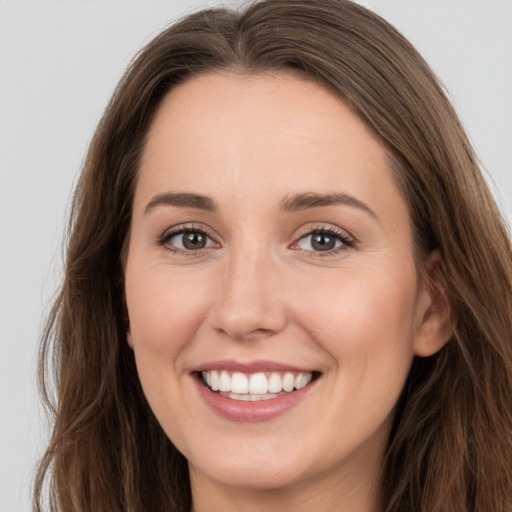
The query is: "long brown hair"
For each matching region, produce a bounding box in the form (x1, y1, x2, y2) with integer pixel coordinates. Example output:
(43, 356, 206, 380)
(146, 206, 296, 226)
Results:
(34, 1, 512, 511)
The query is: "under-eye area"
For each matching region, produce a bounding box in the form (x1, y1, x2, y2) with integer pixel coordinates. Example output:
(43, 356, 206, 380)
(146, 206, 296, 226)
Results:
(196, 370, 322, 401)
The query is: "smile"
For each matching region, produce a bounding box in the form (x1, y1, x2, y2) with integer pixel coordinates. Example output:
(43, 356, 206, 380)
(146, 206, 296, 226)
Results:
(201, 370, 314, 401)
(193, 361, 320, 422)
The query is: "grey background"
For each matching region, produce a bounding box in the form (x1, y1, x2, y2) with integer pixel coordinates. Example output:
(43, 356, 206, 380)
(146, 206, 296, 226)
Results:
(0, 1, 510, 510)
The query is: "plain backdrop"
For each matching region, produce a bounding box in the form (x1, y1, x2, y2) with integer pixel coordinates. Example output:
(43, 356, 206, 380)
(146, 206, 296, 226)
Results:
(0, 1, 511, 510)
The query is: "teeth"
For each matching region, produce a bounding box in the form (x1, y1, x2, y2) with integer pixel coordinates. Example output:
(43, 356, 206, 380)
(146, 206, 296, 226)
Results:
(231, 372, 249, 394)
(225, 392, 280, 401)
(249, 373, 268, 394)
(201, 370, 314, 396)
(210, 370, 220, 391)
(282, 372, 295, 392)
(268, 373, 283, 393)
(219, 371, 231, 392)
(294, 372, 312, 390)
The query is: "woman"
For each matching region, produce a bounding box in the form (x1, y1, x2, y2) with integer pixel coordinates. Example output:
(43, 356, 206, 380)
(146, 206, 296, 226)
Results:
(34, 1, 512, 511)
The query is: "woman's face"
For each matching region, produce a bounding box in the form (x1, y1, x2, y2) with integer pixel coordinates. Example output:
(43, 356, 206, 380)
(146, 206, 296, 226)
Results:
(125, 72, 443, 502)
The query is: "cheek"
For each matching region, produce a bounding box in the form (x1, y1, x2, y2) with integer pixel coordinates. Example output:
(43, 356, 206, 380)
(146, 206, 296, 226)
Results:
(124, 264, 214, 438)
(126, 264, 212, 354)
(294, 266, 418, 375)
(124, 263, 217, 430)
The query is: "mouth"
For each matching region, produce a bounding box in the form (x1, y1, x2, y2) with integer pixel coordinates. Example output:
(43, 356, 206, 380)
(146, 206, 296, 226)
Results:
(197, 369, 321, 401)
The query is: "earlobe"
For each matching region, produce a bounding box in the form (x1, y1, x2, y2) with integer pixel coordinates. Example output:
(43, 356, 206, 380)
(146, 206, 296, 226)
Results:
(413, 250, 455, 357)
(125, 312, 134, 349)
(123, 295, 134, 349)
(127, 330, 134, 349)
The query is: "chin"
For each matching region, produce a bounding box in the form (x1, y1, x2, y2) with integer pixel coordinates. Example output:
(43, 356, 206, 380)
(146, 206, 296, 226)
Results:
(190, 451, 308, 492)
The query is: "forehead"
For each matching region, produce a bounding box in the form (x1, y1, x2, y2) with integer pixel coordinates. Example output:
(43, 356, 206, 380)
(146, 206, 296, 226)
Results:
(136, 71, 407, 225)
(143, 71, 382, 164)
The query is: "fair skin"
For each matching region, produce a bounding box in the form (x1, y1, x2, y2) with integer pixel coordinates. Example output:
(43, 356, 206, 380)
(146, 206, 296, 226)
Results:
(124, 72, 451, 512)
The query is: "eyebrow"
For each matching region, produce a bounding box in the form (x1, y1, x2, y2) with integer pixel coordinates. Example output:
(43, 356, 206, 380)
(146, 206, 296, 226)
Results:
(280, 192, 378, 219)
(144, 192, 218, 214)
(144, 190, 377, 220)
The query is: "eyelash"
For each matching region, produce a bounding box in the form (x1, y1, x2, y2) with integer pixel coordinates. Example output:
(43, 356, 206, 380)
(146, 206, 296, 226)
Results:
(157, 224, 217, 256)
(157, 224, 355, 258)
(292, 226, 355, 258)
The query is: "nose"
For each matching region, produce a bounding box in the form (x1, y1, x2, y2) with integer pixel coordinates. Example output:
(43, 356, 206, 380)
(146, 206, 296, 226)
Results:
(207, 246, 287, 341)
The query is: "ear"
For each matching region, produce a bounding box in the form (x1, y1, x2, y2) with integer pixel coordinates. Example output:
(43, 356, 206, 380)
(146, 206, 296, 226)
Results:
(127, 329, 134, 349)
(413, 250, 455, 357)
(123, 299, 134, 349)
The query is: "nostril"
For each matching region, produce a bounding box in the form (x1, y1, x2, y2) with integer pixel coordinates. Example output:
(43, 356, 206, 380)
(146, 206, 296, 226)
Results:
(214, 326, 279, 343)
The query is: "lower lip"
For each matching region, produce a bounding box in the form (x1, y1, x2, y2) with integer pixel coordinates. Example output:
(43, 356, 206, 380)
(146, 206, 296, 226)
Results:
(194, 376, 315, 423)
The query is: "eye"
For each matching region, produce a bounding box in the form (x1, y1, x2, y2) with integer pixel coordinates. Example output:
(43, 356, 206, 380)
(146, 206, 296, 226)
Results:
(159, 227, 217, 253)
(294, 228, 354, 254)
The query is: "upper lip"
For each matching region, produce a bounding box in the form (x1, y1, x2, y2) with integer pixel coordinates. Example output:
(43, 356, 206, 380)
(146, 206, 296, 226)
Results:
(193, 359, 316, 374)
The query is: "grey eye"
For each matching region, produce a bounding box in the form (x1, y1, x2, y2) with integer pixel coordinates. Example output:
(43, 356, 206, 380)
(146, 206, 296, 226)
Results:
(296, 231, 346, 252)
(169, 230, 214, 250)
(311, 233, 337, 251)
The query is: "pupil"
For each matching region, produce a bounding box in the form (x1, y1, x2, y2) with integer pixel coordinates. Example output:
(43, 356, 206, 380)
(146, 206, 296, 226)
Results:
(183, 231, 206, 250)
(312, 233, 335, 251)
